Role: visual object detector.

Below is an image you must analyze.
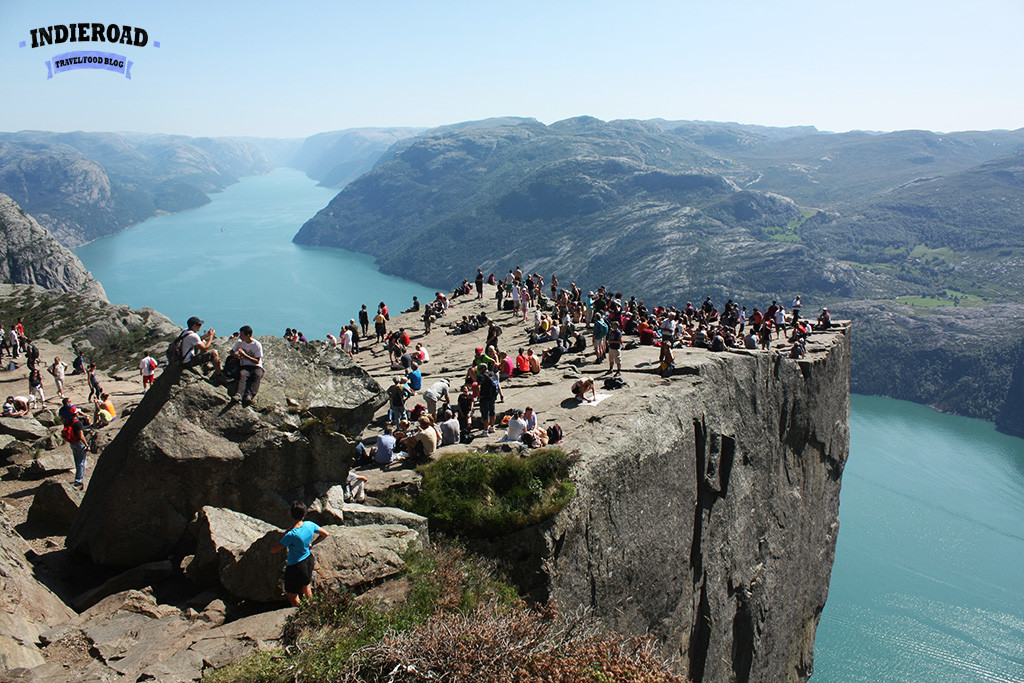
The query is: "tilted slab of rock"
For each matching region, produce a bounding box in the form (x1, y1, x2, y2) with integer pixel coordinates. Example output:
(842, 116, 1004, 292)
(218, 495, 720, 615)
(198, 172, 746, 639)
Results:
(185, 506, 277, 587)
(67, 347, 383, 567)
(0, 503, 76, 671)
(307, 484, 430, 540)
(0, 417, 49, 442)
(26, 479, 83, 528)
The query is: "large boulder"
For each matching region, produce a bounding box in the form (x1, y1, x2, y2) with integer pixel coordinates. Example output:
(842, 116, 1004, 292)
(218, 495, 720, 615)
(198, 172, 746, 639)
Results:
(27, 479, 83, 528)
(67, 344, 385, 568)
(185, 506, 276, 587)
(186, 508, 422, 603)
(0, 502, 76, 671)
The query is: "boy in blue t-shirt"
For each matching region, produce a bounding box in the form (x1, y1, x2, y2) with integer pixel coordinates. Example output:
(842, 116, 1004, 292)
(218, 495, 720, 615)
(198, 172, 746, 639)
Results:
(271, 501, 329, 606)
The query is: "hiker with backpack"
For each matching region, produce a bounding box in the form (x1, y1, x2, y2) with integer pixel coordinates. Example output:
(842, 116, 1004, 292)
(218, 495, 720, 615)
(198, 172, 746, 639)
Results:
(477, 363, 500, 434)
(139, 353, 158, 390)
(171, 316, 223, 377)
(64, 406, 89, 490)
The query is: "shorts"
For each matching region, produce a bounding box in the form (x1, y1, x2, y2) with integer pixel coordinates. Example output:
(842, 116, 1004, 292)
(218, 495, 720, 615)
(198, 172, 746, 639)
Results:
(284, 553, 315, 595)
(479, 397, 496, 420)
(608, 347, 621, 364)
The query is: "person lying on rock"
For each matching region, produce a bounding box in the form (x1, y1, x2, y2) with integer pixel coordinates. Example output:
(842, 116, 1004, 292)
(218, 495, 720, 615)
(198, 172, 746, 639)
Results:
(271, 501, 329, 607)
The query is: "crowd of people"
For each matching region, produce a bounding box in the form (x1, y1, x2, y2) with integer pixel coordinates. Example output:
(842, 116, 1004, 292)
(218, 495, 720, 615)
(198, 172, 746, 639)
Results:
(350, 266, 836, 469)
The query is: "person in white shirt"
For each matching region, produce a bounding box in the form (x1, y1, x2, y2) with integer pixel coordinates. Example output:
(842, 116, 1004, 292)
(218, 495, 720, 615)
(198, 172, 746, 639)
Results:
(230, 325, 264, 406)
(49, 357, 68, 398)
(139, 354, 158, 390)
(179, 316, 222, 375)
(341, 327, 353, 356)
(502, 409, 527, 442)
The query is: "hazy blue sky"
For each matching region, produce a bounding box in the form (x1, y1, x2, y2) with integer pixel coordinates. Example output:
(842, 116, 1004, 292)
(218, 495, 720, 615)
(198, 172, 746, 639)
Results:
(2, 0, 1021, 137)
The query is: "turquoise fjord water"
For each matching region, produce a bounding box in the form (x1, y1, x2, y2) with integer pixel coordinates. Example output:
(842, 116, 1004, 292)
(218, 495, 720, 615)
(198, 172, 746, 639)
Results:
(815, 395, 1024, 682)
(75, 171, 1024, 680)
(74, 168, 431, 339)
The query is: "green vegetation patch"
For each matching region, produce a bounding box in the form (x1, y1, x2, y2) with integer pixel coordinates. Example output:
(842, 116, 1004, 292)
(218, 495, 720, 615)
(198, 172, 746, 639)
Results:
(896, 289, 985, 309)
(384, 449, 576, 537)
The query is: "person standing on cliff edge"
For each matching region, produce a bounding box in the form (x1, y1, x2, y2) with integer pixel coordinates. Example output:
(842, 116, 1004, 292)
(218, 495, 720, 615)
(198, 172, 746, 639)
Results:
(271, 501, 328, 606)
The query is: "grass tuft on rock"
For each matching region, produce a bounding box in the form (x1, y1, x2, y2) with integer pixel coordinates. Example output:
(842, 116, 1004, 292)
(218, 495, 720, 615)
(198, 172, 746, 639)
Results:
(384, 449, 577, 537)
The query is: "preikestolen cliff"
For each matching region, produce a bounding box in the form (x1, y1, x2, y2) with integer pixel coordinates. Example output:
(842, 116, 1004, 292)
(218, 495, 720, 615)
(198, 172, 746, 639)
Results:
(0, 115, 1022, 683)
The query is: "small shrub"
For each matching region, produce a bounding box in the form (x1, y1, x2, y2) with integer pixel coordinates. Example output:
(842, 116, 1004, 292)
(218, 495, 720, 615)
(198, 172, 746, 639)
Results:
(384, 449, 577, 537)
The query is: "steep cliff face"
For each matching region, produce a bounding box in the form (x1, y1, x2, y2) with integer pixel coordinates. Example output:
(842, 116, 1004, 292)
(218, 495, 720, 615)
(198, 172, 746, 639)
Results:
(997, 338, 1024, 438)
(0, 193, 106, 300)
(539, 327, 850, 682)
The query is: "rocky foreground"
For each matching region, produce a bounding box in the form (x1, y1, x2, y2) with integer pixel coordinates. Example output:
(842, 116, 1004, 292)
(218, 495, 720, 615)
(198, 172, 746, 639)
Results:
(0, 283, 849, 682)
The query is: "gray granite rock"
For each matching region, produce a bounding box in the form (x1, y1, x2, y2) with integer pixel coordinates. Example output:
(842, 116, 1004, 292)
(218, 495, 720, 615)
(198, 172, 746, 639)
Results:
(26, 479, 82, 528)
(67, 346, 384, 566)
(0, 417, 48, 441)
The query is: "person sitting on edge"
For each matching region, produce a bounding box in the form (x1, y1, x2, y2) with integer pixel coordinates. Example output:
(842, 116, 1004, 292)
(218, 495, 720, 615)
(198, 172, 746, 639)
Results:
(498, 351, 514, 381)
(344, 471, 368, 503)
(816, 308, 832, 330)
(270, 501, 329, 606)
(523, 406, 539, 431)
(501, 409, 527, 443)
(179, 316, 223, 377)
(403, 416, 439, 460)
(231, 325, 264, 406)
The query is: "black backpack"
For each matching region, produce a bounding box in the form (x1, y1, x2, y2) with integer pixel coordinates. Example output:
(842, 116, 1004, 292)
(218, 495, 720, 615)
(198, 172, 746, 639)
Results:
(547, 424, 563, 444)
(479, 371, 499, 400)
(166, 330, 190, 365)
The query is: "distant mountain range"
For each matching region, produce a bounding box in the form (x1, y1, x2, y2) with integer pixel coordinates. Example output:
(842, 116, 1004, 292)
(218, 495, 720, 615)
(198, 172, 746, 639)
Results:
(292, 116, 1024, 431)
(2, 117, 1022, 432)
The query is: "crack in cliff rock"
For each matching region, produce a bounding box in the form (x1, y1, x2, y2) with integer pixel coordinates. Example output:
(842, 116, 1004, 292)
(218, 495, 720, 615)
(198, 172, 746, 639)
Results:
(688, 574, 712, 683)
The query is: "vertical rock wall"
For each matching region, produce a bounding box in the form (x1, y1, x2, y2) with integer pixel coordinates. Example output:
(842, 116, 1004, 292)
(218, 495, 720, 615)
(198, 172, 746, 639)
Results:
(544, 327, 850, 683)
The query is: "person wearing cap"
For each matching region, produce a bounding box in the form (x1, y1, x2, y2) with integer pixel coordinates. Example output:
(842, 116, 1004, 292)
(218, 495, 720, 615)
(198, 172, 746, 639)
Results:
(181, 316, 222, 376)
(67, 406, 89, 489)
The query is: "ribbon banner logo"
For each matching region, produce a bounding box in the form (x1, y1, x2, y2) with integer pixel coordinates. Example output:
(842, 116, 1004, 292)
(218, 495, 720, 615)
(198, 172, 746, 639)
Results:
(47, 51, 132, 79)
(19, 23, 159, 80)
